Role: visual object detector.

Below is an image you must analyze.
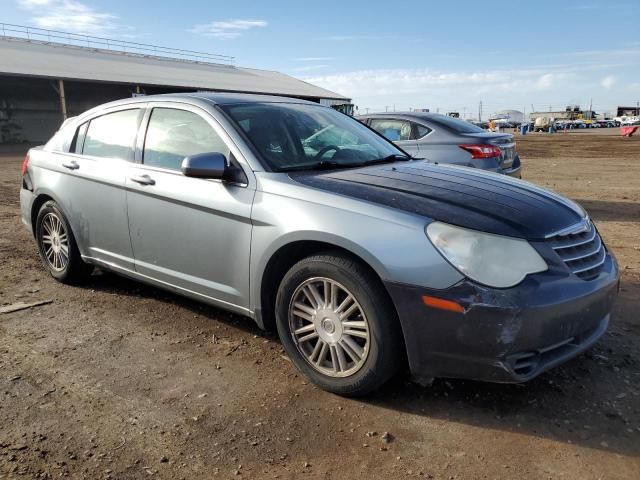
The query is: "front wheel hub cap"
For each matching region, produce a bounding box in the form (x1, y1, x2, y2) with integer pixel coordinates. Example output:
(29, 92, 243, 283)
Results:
(288, 277, 370, 378)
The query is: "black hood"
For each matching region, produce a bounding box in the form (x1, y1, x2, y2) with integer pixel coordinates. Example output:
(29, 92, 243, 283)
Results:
(289, 161, 585, 239)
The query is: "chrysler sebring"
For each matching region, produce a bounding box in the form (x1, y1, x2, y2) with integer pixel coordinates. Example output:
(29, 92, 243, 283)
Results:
(20, 93, 619, 396)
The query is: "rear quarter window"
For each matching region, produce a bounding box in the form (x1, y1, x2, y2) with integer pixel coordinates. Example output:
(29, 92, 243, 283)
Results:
(413, 123, 431, 139)
(44, 116, 79, 152)
(44, 131, 66, 152)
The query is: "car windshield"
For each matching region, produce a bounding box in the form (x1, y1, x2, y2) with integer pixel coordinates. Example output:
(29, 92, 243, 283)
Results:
(221, 102, 408, 171)
(430, 115, 487, 134)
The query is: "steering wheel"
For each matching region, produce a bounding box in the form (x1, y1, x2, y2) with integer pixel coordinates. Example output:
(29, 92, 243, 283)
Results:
(314, 145, 340, 161)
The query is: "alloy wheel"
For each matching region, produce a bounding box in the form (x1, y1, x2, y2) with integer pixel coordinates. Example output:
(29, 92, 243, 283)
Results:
(288, 277, 370, 377)
(40, 212, 70, 272)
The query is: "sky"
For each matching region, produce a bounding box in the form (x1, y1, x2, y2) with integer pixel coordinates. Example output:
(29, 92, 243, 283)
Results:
(3, 0, 640, 117)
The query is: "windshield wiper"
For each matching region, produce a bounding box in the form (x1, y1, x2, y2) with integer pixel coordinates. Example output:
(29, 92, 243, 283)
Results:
(360, 154, 412, 166)
(276, 155, 412, 173)
(275, 160, 347, 172)
(310, 160, 345, 170)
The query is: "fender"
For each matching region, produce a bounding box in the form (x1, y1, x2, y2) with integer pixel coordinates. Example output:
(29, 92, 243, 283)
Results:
(30, 187, 89, 258)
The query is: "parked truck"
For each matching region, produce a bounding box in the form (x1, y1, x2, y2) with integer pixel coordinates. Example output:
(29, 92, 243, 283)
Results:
(534, 116, 554, 132)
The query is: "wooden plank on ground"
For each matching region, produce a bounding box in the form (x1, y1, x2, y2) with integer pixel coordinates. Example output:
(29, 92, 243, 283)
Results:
(0, 300, 53, 314)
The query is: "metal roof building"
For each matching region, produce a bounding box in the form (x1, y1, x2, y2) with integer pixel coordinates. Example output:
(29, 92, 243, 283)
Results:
(0, 24, 349, 144)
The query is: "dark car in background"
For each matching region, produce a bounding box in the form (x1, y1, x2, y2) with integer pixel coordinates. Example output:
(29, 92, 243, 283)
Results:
(358, 112, 522, 177)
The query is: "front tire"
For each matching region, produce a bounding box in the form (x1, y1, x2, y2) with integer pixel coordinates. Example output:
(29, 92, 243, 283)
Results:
(275, 252, 402, 396)
(35, 201, 92, 284)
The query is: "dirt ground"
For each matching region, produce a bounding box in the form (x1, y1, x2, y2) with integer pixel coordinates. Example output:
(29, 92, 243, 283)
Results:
(1, 131, 639, 479)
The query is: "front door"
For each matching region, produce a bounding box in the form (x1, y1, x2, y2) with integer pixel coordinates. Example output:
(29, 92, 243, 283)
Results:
(125, 104, 254, 310)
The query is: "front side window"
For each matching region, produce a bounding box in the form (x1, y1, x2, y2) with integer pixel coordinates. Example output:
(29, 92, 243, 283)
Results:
(143, 108, 229, 171)
(369, 119, 412, 141)
(222, 103, 404, 171)
(82, 109, 140, 160)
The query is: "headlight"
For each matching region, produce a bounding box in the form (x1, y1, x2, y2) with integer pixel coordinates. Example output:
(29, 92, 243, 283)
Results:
(426, 222, 547, 288)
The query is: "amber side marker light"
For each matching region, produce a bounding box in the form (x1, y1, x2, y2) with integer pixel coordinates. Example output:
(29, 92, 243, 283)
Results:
(422, 295, 465, 313)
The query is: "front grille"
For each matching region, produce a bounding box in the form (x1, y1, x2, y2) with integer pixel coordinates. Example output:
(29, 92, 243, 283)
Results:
(547, 220, 605, 281)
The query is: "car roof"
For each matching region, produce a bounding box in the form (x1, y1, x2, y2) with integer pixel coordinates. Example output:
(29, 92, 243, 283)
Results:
(85, 92, 318, 114)
(357, 112, 452, 122)
(357, 112, 482, 130)
(164, 91, 319, 106)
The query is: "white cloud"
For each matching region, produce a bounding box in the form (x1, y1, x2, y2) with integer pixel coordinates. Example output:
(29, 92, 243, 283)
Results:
(601, 75, 616, 89)
(534, 73, 568, 90)
(18, 0, 54, 7)
(302, 67, 585, 113)
(18, 0, 118, 34)
(294, 57, 334, 62)
(189, 19, 267, 39)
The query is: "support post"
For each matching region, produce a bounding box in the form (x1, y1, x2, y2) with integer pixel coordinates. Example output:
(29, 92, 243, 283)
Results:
(58, 79, 67, 121)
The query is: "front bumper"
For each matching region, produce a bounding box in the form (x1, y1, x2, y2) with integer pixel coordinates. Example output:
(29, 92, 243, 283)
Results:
(385, 253, 619, 383)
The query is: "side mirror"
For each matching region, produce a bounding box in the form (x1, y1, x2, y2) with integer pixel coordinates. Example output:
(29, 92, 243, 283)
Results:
(181, 152, 227, 179)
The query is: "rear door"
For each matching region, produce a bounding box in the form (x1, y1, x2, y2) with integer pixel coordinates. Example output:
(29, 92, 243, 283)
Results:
(369, 118, 420, 156)
(52, 106, 143, 270)
(125, 103, 254, 310)
(411, 120, 467, 164)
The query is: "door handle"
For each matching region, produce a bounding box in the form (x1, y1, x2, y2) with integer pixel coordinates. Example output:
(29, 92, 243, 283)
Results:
(130, 174, 156, 186)
(62, 161, 79, 170)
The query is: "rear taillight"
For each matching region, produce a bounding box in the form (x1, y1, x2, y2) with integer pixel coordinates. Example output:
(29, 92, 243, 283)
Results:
(21, 153, 30, 176)
(459, 144, 502, 159)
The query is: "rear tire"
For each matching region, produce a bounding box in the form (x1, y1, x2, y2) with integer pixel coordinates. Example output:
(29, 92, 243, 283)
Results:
(35, 201, 93, 284)
(275, 252, 402, 396)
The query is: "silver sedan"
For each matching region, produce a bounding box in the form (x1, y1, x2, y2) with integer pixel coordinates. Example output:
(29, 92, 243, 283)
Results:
(358, 112, 522, 177)
(20, 93, 618, 395)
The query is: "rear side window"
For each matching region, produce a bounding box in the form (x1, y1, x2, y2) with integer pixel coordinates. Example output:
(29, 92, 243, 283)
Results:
(143, 108, 229, 171)
(82, 109, 140, 160)
(414, 123, 431, 138)
(370, 119, 412, 141)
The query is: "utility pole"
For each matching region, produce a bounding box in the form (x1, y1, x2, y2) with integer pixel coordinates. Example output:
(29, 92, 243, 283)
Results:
(588, 98, 593, 120)
(478, 101, 482, 122)
(385, 106, 389, 112)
